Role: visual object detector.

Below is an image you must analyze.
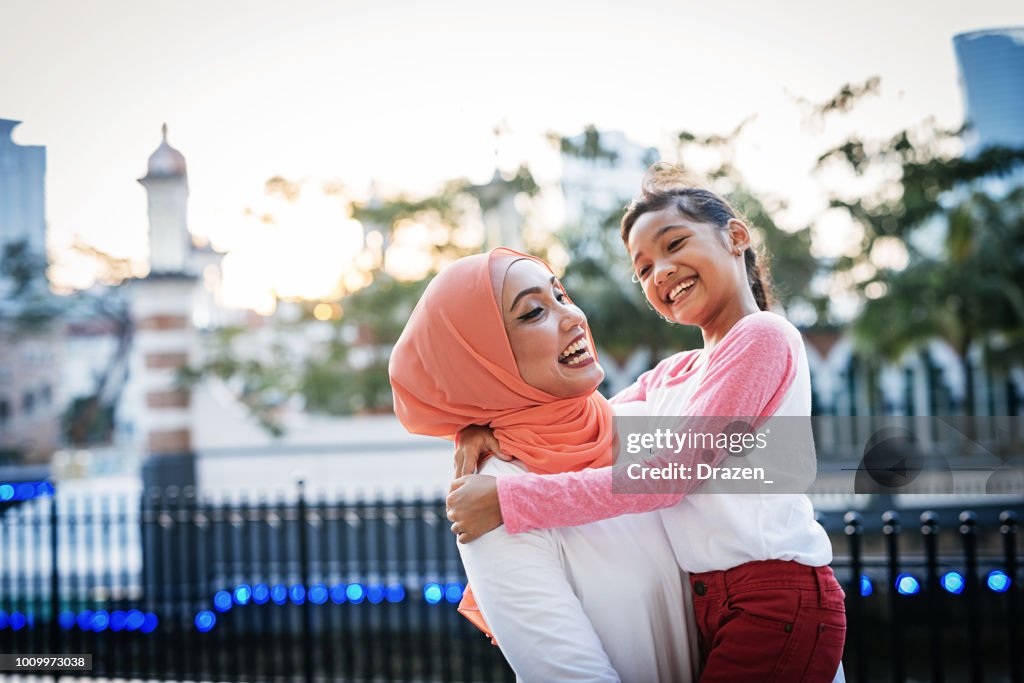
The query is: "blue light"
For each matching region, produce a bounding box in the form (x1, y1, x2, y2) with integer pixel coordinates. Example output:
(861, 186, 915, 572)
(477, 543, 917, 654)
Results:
(859, 575, 873, 597)
(90, 610, 110, 632)
(290, 584, 306, 604)
(140, 612, 159, 634)
(385, 584, 406, 603)
(252, 583, 270, 604)
(109, 611, 127, 632)
(10, 612, 26, 631)
(0, 484, 14, 501)
(942, 572, 965, 595)
(35, 482, 54, 497)
(194, 610, 216, 632)
(125, 610, 145, 631)
(987, 570, 1011, 593)
(346, 583, 365, 604)
(444, 582, 463, 604)
(234, 584, 252, 605)
(896, 573, 920, 595)
(366, 584, 384, 604)
(0, 610, 8, 629)
(271, 585, 288, 605)
(309, 583, 328, 605)
(213, 590, 233, 612)
(423, 582, 443, 605)
(15, 483, 34, 500)
(58, 611, 76, 630)
(330, 584, 347, 604)
(76, 610, 95, 630)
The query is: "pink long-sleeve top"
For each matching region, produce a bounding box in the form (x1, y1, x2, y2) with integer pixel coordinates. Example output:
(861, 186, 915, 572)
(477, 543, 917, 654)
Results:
(496, 311, 833, 573)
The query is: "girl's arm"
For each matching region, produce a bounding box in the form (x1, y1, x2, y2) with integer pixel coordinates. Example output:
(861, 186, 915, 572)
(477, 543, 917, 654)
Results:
(496, 313, 800, 534)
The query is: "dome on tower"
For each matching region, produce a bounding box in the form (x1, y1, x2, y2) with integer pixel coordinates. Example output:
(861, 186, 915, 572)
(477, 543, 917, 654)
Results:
(141, 123, 187, 180)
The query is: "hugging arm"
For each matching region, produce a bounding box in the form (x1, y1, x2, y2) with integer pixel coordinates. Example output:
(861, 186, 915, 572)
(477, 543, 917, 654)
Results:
(494, 315, 799, 534)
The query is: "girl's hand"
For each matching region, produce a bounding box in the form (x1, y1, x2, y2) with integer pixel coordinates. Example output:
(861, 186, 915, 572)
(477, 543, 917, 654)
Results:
(454, 425, 511, 478)
(446, 474, 502, 543)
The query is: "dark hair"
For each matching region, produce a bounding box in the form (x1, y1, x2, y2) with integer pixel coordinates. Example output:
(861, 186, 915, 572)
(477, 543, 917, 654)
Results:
(621, 162, 774, 311)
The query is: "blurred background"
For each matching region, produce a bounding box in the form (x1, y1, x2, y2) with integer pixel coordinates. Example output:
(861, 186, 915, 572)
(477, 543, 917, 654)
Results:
(0, 2, 1022, 681)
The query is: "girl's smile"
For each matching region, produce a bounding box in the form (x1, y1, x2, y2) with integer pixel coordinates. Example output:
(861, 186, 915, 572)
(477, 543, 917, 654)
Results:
(627, 207, 759, 351)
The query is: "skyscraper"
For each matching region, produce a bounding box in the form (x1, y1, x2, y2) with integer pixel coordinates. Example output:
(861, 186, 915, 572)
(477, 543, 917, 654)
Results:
(0, 119, 46, 257)
(953, 28, 1024, 157)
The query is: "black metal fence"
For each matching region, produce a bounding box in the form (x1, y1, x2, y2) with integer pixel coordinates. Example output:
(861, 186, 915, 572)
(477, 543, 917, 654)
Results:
(1, 484, 1021, 682)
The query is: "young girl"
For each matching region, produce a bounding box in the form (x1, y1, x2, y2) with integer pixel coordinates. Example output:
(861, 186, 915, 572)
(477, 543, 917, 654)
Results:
(447, 164, 846, 682)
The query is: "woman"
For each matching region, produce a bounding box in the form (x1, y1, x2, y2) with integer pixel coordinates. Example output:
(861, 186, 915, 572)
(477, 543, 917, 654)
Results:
(388, 248, 696, 682)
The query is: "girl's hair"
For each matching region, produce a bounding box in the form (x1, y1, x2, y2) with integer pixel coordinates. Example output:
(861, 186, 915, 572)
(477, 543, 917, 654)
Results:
(620, 163, 775, 311)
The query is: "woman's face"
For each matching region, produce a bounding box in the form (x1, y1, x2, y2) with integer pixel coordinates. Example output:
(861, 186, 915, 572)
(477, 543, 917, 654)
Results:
(500, 259, 604, 398)
(627, 207, 750, 328)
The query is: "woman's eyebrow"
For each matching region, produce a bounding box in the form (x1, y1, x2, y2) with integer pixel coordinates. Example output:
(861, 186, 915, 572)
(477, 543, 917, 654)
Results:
(508, 276, 557, 312)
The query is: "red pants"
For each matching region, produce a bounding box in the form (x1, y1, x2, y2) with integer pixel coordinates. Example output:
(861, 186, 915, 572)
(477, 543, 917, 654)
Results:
(690, 560, 846, 682)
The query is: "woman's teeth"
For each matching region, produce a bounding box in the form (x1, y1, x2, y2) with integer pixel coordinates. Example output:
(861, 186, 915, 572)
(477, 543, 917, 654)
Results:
(668, 277, 697, 302)
(559, 339, 592, 365)
(564, 350, 592, 366)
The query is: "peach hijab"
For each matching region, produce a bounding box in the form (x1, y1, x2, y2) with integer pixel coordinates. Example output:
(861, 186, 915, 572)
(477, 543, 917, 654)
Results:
(389, 247, 615, 474)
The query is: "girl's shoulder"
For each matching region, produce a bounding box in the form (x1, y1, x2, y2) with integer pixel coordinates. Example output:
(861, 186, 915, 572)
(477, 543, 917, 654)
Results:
(718, 311, 803, 357)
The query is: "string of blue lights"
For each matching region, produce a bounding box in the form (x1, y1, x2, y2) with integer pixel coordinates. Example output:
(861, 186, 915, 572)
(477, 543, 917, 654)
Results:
(0, 581, 469, 634)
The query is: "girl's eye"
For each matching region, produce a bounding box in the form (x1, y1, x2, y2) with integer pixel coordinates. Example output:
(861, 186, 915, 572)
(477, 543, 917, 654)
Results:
(637, 265, 651, 279)
(519, 307, 543, 321)
(668, 237, 686, 250)
(555, 292, 568, 304)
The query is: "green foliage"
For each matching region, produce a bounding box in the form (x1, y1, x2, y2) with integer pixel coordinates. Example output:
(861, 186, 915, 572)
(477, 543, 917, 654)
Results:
(179, 327, 299, 437)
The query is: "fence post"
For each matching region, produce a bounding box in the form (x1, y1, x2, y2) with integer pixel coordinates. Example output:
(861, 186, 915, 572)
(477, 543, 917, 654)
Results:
(297, 479, 313, 683)
(1000, 510, 1020, 683)
(882, 510, 903, 683)
(959, 511, 982, 683)
(48, 486, 61, 683)
(844, 511, 865, 683)
(920, 511, 943, 683)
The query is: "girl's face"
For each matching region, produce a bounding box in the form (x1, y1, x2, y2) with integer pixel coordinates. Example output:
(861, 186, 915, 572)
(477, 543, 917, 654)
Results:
(500, 259, 605, 398)
(627, 207, 751, 328)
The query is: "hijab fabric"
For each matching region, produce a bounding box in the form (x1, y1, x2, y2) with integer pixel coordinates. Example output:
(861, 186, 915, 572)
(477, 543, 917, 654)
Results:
(389, 247, 614, 473)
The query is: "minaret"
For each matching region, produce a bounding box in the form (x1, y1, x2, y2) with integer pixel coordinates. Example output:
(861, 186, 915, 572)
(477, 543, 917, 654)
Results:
(137, 123, 191, 275)
(127, 124, 199, 491)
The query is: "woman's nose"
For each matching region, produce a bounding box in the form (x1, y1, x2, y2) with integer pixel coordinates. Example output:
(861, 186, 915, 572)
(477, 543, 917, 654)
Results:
(560, 305, 586, 330)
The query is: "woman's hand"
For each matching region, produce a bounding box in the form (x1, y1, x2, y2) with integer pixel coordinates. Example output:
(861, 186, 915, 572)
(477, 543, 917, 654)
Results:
(446, 474, 502, 543)
(454, 425, 511, 478)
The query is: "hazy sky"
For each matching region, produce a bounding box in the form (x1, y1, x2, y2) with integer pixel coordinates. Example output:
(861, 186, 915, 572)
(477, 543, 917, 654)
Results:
(1, 0, 1021, 293)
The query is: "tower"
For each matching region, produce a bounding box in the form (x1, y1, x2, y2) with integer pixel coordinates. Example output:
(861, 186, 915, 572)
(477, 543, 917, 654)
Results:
(127, 124, 199, 490)
(0, 119, 46, 260)
(953, 27, 1024, 193)
(137, 123, 191, 275)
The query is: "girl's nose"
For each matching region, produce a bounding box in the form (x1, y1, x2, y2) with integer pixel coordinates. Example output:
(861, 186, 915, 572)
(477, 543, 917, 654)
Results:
(654, 260, 677, 286)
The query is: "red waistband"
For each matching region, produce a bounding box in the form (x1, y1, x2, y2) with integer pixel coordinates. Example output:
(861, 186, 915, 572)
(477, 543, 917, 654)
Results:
(690, 560, 835, 594)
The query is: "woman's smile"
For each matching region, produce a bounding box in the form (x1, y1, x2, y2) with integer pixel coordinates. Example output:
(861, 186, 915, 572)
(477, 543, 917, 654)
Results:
(501, 259, 604, 397)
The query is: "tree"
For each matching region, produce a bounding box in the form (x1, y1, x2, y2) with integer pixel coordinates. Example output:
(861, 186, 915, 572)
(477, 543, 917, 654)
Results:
(1, 240, 133, 446)
(814, 82, 1024, 413)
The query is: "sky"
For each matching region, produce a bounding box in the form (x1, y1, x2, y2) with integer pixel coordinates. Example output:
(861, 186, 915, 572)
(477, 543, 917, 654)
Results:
(1, 0, 1021, 301)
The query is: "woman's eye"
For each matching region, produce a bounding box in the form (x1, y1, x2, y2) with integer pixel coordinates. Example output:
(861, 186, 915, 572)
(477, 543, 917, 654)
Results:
(519, 307, 543, 321)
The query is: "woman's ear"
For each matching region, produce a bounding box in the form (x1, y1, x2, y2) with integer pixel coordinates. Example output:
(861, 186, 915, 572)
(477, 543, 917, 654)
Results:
(725, 218, 752, 254)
